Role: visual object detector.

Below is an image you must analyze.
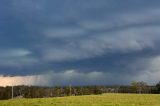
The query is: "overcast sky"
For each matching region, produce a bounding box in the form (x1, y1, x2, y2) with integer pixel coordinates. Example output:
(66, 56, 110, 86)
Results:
(0, 0, 160, 86)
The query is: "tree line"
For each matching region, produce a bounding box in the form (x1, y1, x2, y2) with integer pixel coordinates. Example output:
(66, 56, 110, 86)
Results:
(0, 81, 160, 100)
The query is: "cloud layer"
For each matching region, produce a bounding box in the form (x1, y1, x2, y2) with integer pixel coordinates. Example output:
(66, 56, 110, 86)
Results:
(0, 0, 160, 86)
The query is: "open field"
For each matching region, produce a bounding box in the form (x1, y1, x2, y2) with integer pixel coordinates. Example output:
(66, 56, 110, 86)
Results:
(0, 93, 160, 106)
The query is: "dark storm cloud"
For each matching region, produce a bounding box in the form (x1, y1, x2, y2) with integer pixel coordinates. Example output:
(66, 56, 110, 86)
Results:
(0, 0, 160, 86)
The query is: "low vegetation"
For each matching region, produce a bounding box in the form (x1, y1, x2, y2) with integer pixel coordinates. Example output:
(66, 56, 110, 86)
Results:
(0, 93, 160, 106)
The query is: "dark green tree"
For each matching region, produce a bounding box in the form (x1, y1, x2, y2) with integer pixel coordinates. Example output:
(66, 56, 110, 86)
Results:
(156, 81, 160, 93)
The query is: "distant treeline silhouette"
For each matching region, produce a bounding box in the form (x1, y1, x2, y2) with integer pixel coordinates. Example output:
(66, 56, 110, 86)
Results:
(0, 81, 160, 100)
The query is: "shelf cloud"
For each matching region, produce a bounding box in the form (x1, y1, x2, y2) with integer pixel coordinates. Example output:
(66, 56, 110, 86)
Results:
(0, 0, 160, 86)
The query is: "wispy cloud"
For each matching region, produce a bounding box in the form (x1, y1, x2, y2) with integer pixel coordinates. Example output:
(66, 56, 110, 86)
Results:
(44, 27, 86, 38)
(0, 48, 37, 67)
(0, 48, 31, 58)
(40, 25, 160, 62)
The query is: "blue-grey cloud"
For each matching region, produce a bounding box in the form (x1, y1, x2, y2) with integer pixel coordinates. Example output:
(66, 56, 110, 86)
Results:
(0, 0, 160, 86)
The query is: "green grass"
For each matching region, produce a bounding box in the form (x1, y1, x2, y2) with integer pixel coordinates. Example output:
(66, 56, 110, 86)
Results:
(0, 93, 160, 106)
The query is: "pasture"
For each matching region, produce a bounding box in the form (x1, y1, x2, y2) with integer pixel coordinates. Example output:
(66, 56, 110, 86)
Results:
(0, 93, 160, 106)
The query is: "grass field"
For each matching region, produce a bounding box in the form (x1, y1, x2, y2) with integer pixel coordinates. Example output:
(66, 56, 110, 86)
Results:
(0, 93, 160, 106)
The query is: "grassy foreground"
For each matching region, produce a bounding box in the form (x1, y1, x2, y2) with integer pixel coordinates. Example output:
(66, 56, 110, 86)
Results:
(0, 93, 160, 106)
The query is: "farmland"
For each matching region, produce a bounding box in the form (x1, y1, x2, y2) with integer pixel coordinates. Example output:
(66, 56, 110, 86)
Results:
(0, 93, 160, 106)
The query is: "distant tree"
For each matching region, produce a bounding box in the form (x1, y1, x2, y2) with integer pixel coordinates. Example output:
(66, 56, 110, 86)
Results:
(156, 81, 160, 93)
(119, 86, 132, 93)
(131, 81, 149, 94)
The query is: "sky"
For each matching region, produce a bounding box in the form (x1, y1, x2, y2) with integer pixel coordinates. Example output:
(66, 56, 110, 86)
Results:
(0, 0, 160, 86)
